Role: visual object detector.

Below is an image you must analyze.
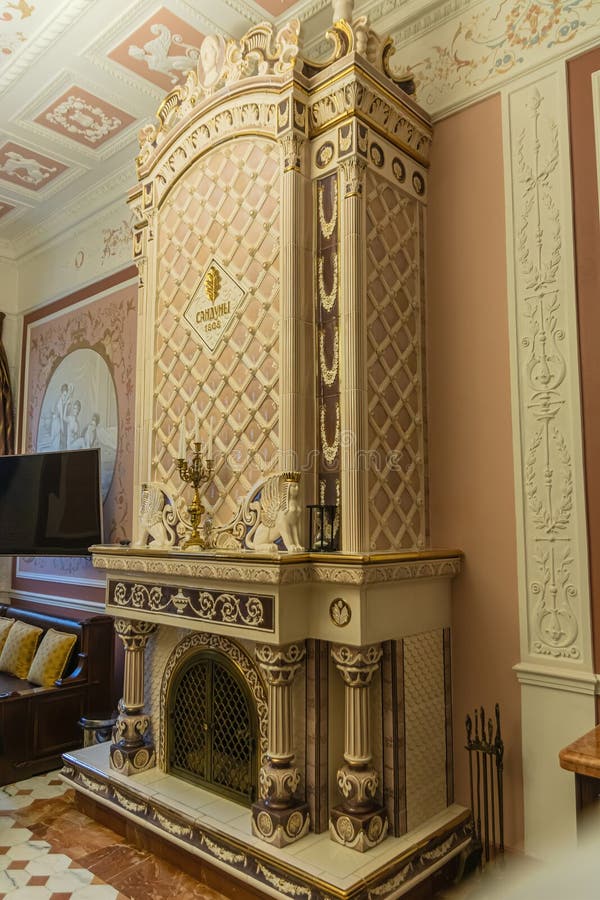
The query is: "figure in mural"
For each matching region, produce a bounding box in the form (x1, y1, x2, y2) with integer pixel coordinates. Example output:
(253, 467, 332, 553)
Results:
(50, 383, 73, 450)
(82, 413, 100, 448)
(37, 349, 118, 499)
(65, 399, 81, 450)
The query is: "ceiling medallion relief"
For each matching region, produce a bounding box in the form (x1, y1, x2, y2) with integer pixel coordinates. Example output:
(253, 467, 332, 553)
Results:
(0, 140, 67, 191)
(183, 258, 246, 353)
(35, 86, 135, 148)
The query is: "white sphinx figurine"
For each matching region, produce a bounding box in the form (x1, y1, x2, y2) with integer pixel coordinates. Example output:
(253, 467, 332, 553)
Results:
(246, 473, 304, 553)
(135, 482, 176, 549)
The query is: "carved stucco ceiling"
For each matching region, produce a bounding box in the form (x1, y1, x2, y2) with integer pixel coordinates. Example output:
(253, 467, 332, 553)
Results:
(0, 0, 438, 257)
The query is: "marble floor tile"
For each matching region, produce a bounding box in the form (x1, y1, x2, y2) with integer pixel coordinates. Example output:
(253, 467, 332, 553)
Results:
(1, 768, 519, 900)
(0, 770, 230, 900)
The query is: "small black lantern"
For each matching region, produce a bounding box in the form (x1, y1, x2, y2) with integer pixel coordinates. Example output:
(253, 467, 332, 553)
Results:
(307, 504, 337, 552)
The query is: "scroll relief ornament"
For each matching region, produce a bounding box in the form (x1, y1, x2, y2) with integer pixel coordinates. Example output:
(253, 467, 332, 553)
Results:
(137, 19, 301, 162)
(517, 87, 579, 659)
(302, 17, 414, 94)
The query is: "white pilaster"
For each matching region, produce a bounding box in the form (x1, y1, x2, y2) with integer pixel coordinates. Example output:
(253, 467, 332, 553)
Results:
(503, 61, 596, 858)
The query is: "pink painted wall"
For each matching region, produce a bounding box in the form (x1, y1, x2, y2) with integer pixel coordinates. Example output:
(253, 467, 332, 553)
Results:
(426, 94, 524, 848)
(567, 47, 600, 717)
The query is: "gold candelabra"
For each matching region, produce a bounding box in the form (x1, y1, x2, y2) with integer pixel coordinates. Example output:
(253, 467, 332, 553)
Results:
(177, 442, 212, 550)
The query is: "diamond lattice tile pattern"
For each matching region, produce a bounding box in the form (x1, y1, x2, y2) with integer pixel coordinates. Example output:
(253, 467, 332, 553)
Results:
(365, 170, 425, 550)
(0, 771, 226, 899)
(154, 139, 280, 524)
(403, 630, 447, 831)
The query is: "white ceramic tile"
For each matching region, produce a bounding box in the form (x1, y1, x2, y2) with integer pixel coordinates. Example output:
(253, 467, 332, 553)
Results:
(227, 811, 254, 837)
(69, 885, 120, 899)
(281, 830, 323, 856)
(291, 838, 374, 878)
(2, 888, 52, 898)
(0, 869, 28, 891)
(0, 795, 33, 811)
(26, 852, 73, 875)
(7, 839, 51, 860)
(0, 826, 34, 846)
(199, 796, 248, 824)
(46, 867, 96, 891)
(129, 766, 164, 785)
(151, 776, 215, 808)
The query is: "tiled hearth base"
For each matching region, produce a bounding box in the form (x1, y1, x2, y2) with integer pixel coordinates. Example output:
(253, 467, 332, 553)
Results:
(62, 745, 472, 900)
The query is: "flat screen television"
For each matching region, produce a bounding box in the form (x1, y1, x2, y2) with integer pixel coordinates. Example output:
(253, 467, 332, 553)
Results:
(0, 448, 103, 556)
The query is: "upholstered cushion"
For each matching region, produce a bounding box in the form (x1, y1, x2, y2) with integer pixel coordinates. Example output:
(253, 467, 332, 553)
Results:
(0, 618, 15, 654)
(27, 628, 77, 687)
(0, 620, 42, 679)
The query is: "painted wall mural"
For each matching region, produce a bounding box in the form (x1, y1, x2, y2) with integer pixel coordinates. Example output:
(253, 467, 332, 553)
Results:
(397, 0, 600, 116)
(0, 0, 35, 66)
(15, 274, 137, 594)
(36, 348, 118, 500)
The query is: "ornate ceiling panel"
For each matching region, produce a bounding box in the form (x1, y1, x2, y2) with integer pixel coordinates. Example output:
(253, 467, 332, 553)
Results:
(0, 0, 597, 257)
(108, 8, 206, 93)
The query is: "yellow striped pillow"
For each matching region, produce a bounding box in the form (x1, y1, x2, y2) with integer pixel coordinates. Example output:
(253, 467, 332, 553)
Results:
(0, 620, 42, 679)
(27, 628, 77, 687)
(0, 618, 15, 654)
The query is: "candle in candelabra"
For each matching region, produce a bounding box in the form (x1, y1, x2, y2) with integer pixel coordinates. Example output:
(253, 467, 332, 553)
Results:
(194, 413, 200, 446)
(208, 417, 214, 459)
(178, 419, 186, 459)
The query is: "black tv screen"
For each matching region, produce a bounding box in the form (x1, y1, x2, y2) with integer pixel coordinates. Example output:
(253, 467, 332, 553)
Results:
(0, 448, 103, 556)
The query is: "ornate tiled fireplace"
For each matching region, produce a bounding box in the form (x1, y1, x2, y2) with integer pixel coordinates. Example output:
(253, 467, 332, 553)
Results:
(62, 10, 472, 899)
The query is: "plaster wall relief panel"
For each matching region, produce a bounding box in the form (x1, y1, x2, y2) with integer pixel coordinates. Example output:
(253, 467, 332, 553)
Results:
(503, 67, 593, 668)
(394, 0, 600, 119)
(403, 629, 447, 831)
(365, 169, 426, 552)
(18, 203, 135, 310)
(153, 138, 280, 527)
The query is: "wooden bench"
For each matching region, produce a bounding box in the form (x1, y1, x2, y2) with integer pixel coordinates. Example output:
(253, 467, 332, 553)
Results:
(0, 605, 114, 785)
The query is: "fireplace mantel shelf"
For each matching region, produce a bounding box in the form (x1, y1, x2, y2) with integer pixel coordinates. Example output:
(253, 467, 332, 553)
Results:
(92, 545, 462, 646)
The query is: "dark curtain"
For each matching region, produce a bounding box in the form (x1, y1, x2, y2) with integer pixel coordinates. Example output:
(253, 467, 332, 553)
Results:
(0, 312, 15, 455)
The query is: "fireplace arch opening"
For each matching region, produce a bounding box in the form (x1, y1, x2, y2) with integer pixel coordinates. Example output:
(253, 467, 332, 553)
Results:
(167, 649, 259, 806)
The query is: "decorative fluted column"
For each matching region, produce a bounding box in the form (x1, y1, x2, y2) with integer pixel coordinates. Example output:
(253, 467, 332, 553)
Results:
(278, 130, 312, 485)
(330, 644, 388, 851)
(110, 618, 157, 776)
(251, 643, 310, 846)
(339, 156, 369, 552)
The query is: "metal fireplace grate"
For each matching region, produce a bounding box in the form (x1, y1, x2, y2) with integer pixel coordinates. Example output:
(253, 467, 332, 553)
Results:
(168, 651, 258, 806)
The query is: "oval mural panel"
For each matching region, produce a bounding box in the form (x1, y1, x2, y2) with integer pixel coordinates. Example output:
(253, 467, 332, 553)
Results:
(37, 348, 118, 501)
